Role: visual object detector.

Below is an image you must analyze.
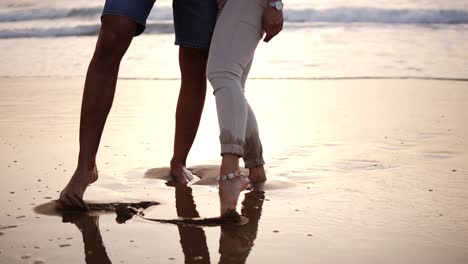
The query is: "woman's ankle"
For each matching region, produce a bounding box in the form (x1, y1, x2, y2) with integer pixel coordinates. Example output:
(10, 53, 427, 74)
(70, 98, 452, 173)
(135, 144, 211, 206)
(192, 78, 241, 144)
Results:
(220, 154, 240, 175)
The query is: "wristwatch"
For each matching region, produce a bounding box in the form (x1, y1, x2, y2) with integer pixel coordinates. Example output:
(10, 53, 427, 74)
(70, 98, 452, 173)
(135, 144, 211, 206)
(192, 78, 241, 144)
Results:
(268, 0, 283, 11)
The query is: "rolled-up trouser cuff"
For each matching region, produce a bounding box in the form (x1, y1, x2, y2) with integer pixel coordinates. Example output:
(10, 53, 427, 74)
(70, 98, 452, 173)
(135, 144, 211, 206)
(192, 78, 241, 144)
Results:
(244, 158, 265, 169)
(221, 144, 244, 157)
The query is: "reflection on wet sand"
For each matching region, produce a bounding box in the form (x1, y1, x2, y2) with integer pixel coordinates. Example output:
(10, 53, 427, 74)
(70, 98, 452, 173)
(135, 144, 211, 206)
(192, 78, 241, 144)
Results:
(174, 185, 210, 264)
(58, 187, 265, 264)
(59, 188, 265, 264)
(61, 213, 111, 264)
(219, 190, 265, 264)
(173, 185, 266, 264)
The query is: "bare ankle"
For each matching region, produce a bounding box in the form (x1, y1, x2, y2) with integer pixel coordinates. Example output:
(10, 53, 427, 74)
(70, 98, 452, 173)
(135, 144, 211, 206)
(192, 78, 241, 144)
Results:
(76, 164, 96, 173)
(77, 156, 96, 171)
(220, 154, 240, 175)
(170, 159, 186, 168)
(249, 165, 264, 174)
(248, 165, 266, 183)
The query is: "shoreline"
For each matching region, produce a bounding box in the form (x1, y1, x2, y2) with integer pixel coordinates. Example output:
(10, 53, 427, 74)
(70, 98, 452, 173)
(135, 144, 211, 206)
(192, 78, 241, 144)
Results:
(2, 75, 468, 82)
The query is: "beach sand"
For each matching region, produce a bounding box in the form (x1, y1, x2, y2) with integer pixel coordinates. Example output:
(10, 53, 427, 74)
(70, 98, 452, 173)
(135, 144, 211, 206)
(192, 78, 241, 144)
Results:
(0, 77, 467, 263)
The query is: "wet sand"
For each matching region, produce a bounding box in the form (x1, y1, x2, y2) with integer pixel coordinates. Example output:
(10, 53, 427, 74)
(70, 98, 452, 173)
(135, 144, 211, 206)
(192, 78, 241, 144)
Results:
(0, 77, 467, 263)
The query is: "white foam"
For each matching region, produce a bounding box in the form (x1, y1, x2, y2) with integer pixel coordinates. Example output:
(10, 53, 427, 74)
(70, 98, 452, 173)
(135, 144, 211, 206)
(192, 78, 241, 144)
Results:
(0, 6, 174, 22)
(0, 7, 102, 22)
(284, 7, 468, 24)
(0, 25, 99, 38)
(1, 6, 468, 38)
(2, 6, 467, 24)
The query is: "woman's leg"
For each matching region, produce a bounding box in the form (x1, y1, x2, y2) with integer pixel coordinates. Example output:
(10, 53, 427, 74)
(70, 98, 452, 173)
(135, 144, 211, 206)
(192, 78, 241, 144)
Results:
(207, 0, 266, 216)
(241, 59, 267, 183)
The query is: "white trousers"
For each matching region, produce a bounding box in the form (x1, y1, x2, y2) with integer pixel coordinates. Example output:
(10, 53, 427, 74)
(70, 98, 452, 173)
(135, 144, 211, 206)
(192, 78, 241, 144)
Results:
(207, 0, 267, 168)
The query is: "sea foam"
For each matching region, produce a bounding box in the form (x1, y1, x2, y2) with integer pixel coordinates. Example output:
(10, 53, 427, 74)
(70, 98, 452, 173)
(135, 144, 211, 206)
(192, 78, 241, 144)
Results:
(1, 6, 468, 38)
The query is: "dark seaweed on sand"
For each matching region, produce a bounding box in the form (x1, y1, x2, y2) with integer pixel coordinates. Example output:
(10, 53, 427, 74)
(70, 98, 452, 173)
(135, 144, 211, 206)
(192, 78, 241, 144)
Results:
(60, 201, 246, 226)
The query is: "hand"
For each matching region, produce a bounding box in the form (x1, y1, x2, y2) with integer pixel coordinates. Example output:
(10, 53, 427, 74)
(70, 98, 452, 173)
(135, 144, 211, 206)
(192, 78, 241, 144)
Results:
(262, 6, 283, 43)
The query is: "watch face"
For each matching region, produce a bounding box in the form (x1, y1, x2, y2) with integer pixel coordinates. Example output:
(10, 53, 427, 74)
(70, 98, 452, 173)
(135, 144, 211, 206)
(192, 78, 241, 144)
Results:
(275, 2, 283, 10)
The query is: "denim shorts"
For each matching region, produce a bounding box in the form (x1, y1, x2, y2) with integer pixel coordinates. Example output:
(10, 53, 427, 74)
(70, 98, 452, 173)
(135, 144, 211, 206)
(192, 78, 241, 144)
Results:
(102, 0, 218, 49)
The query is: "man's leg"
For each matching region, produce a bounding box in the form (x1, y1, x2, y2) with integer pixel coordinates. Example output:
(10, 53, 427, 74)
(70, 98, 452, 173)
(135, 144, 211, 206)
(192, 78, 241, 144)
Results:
(170, 47, 209, 183)
(170, 0, 217, 184)
(60, 15, 137, 209)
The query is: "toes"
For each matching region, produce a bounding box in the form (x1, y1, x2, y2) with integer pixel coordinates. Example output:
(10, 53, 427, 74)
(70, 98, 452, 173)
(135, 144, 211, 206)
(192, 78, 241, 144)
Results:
(57, 197, 73, 210)
(187, 175, 200, 186)
(170, 170, 200, 186)
(69, 194, 89, 211)
(220, 210, 249, 225)
(59, 193, 89, 211)
(165, 179, 177, 187)
(221, 209, 241, 221)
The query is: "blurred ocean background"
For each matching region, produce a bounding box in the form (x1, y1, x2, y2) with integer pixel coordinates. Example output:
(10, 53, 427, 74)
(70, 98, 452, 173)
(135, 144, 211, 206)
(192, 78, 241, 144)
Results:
(0, 0, 467, 79)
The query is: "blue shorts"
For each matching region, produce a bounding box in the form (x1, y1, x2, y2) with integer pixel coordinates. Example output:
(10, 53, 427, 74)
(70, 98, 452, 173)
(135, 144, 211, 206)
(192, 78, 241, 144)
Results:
(102, 0, 218, 49)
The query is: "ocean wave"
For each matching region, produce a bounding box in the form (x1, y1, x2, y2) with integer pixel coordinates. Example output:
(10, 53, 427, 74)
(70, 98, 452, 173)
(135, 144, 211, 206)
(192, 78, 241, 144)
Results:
(285, 7, 468, 24)
(0, 25, 99, 38)
(0, 22, 174, 39)
(0, 6, 173, 22)
(1, 6, 468, 25)
(0, 7, 102, 22)
(1, 6, 468, 38)
(0, 7, 468, 24)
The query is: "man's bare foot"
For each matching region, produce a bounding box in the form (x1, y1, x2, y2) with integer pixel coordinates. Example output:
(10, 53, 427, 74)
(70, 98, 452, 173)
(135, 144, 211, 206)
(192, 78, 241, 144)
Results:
(219, 172, 250, 216)
(248, 165, 266, 184)
(59, 166, 98, 210)
(170, 162, 200, 185)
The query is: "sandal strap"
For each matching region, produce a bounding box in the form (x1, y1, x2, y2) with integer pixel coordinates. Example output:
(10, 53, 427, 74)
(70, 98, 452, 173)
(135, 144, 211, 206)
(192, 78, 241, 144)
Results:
(216, 170, 245, 181)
